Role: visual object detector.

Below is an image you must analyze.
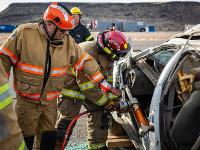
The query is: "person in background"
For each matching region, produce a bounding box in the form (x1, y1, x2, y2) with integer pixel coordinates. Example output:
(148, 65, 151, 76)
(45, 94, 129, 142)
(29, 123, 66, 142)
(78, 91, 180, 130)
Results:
(69, 7, 94, 43)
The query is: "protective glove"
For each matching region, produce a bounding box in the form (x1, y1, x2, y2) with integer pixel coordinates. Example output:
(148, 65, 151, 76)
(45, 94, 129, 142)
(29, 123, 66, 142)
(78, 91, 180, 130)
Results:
(104, 99, 129, 112)
(99, 79, 121, 96)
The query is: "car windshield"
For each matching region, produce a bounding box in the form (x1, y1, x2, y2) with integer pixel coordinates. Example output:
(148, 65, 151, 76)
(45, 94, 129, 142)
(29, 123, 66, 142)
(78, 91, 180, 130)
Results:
(148, 46, 178, 66)
(149, 49, 176, 65)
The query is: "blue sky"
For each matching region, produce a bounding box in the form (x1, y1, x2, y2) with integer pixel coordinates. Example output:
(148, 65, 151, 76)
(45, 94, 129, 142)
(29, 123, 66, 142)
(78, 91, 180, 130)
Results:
(0, 0, 199, 12)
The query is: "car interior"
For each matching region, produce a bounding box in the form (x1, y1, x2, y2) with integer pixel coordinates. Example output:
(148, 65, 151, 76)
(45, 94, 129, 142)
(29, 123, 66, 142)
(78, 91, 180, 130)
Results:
(160, 52, 200, 150)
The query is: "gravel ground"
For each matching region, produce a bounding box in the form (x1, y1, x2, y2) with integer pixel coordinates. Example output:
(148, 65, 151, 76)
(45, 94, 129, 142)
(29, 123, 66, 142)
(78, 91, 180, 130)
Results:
(66, 106, 88, 150)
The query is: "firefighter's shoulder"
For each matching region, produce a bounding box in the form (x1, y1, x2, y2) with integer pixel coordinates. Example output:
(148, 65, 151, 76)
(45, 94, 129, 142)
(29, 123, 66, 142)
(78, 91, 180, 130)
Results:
(78, 41, 96, 53)
(17, 23, 38, 31)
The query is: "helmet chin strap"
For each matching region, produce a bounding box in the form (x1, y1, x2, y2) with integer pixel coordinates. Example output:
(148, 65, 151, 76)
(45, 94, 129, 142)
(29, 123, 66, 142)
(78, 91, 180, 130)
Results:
(101, 31, 118, 60)
(103, 47, 117, 60)
(42, 21, 58, 41)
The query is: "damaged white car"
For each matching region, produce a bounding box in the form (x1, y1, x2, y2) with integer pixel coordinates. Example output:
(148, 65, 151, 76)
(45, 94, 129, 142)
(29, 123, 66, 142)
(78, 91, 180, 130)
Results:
(112, 25, 200, 150)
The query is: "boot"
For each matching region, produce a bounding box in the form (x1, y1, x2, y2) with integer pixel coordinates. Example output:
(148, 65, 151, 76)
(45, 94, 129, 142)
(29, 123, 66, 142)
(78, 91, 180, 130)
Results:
(24, 135, 35, 150)
(40, 130, 57, 150)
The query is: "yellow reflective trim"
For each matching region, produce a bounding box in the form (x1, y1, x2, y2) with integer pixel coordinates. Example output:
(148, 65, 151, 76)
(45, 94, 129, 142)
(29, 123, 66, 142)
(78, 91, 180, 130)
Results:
(62, 89, 85, 100)
(108, 93, 118, 100)
(78, 81, 95, 91)
(112, 54, 117, 59)
(103, 47, 112, 54)
(86, 35, 93, 41)
(0, 83, 13, 110)
(103, 47, 117, 59)
(0, 96, 13, 110)
(69, 65, 76, 77)
(18, 140, 26, 150)
(124, 43, 128, 49)
(0, 83, 9, 95)
(95, 95, 108, 106)
(107, 76, 113, 83)
(88, 143, 106, 150)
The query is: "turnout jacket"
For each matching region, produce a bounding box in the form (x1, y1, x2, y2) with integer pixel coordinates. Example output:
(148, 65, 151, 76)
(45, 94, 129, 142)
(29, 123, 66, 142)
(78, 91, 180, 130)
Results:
(62, 41, 117, 106)
(69, 23, 94, 44)
(0, 23, 103, 105)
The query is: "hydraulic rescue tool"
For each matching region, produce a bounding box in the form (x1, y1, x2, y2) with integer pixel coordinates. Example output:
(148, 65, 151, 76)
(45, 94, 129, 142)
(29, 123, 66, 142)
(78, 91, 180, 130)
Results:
(113, 58, 154, 136)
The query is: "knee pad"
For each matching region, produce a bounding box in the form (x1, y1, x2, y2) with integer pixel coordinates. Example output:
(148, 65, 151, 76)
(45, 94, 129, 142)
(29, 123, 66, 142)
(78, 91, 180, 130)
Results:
(40, 130, 57, 150)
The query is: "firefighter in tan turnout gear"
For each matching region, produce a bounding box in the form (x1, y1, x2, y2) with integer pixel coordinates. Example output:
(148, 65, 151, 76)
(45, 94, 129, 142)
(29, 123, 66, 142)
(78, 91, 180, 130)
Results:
(0, 60, 27, 150)
(0, 2, 119, 150)
(56, 30, 131, 150)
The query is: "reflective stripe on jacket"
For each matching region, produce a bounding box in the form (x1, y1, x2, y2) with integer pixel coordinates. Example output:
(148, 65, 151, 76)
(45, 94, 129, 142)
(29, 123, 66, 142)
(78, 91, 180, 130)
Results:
(18, 140, 27, 150)
(0, 46, 18, 64)
(78, 81, 95, 91)
(17, 62, 67, 77)
(74, 52, 92, 71)
(0, 83, 13, 110)
(62, 88, 85, 100)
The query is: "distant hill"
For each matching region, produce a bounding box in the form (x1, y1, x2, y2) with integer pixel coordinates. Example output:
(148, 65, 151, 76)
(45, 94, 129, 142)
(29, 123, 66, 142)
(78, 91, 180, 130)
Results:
(0, 2, 199, 31)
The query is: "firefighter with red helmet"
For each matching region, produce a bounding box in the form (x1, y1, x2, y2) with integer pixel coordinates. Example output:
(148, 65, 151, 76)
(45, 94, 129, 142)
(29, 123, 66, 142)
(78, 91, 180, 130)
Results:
(0, 2, 119, 149)
(56, 30, 131, 149)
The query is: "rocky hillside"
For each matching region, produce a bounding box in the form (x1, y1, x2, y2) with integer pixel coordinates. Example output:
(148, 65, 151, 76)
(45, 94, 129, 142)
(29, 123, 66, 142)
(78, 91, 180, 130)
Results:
(0, 2, 199, 31)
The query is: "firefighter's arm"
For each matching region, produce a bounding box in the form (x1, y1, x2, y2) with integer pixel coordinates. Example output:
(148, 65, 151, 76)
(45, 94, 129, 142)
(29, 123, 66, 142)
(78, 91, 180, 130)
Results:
(82, 26, 94, 41)
(83, 26, 94, 41)
(61, 67, 86, 101)
(77, 72, 119, 110)
(73, 43, 121, 96)
(0, 28, 21, 76)
(0, 60, 26, 149)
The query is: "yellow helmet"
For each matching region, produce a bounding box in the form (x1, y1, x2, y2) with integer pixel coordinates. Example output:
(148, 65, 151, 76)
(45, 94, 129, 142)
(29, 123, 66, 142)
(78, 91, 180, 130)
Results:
(70, 7, 82, 15)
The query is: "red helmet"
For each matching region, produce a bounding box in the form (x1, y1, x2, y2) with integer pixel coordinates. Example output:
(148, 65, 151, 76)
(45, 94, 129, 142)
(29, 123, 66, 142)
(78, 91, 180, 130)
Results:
(43, 2, 74, 30)
(97, 30, 131, 59)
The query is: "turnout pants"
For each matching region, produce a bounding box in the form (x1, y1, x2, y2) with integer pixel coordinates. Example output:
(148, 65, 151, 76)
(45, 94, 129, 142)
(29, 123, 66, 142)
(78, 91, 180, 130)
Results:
(15, 95, 57, 149)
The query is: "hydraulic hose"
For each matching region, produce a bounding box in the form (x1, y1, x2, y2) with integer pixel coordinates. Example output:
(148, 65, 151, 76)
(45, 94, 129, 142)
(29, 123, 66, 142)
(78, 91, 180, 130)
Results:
(61, 109, 100, 150)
